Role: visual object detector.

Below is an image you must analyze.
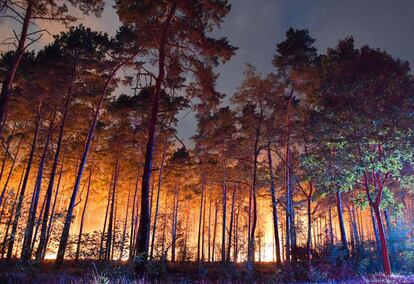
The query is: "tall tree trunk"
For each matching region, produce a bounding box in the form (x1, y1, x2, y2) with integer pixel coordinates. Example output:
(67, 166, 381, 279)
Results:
(149, 135, 168, 259)
(106, 151, 120, 260)
(248, 112, 263, 267)
(328, 206, 334, 245)
(75, 164, 93, 261)
(285, 94, 293, 263)
(267, 145, 281, 265)
(136, 4, 177, 263)
(208, 198, 212, 262)
(7, 109, 41, 260)
(171, 186, 179, 262)
(212, 201, 218, 262)
(21, 112, 55, 262)
(55, 50, 139, 265)
(0, 0, 34, 133)
(221, 170, 227, 262)
(202, 185, 207, 261)
(42, 154, 65, 260)
(99, 176, 113, 260)
(226, 186, 236, 261)
(373, 206, 391, 276)
(119, 186, 131, 260)
(197, 158, 206, 262)
(36, 91, 71, 261)
(306, 182, 313, 267)
(336, 191, 348, 253)
(129, 168, 140, 260)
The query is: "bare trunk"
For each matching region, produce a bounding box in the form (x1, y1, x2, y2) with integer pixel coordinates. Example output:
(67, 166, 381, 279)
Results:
(336, 191, 348, 252)
(221, 172, 227, 262)
(106, 152, 120, 260)
(150, 135, 169, 259)
(212, 201, 218, 262)
(99, 176, 113, 260)
(267, 146, 281, 265)
(7, 110, 41, 260)
(119, 187, 131, 260)
(226, 186, 236, 262)
(36, 91, 70, 261)
(75, 165, 93, 261)
(42, 154, 65, 259)
(373, 206, 391, 276)
(21, 113, 55, 262)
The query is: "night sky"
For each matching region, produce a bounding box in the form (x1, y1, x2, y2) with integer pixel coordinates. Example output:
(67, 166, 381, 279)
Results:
(1, 0, 414, 144)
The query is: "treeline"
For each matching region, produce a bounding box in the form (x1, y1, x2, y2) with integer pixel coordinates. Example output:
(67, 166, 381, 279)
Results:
(0, 0, 413, 278)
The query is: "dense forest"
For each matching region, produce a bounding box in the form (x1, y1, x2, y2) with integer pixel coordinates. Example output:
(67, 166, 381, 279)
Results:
(0, 0, 414, 283)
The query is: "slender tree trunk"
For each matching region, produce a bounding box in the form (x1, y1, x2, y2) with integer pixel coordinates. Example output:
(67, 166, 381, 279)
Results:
(336, 191, 348, 253)
(221, 170, 227, 262)
(136, 4, 177, 263)
(306, 183, 313, 267)
(129, 168, 140, 260)
(328, 206, 334, 245)
(0, 0, 34, 133)
(99, 175, 113, 260)
(248, 122, 262, 266)
(212, 201, 218, 262)
(226, 186, 236, 262)
(208, 198, 212, 262)
(36, 91, 71, 261)
(285, 94, 293, 263)
(171, 186, 179, 262)
(42, 155, 65, 260)
(119, 187, 131, 261)
(55, 50, 139, 266)
(75, 164, 93, 261)
(149, 135, 169, 259)
(106, 151, 120, 260)
(7, 109, 41, 260)
(197, 158, 206, 262)
(21, 112, 55, 262)
(202, 185, 207, 261)
(267, 145, 281, 265)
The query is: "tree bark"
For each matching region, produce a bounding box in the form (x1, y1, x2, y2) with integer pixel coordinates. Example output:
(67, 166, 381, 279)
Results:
(150, 135, 168, 259)
(226, 186, 236, 262)
(106, 151, 120, 260)
(336, 191, 348, 253)
(267, 145, 281, 265)
(36, 91, 71, 261)
(21, 112, 55, 262)
(75, 164, 93, 261)
(7, 108, 41, 260)
(136, 3, 177, 263)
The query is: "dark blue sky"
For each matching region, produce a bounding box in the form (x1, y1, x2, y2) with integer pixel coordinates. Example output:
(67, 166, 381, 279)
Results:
(177, 0, 414, 144)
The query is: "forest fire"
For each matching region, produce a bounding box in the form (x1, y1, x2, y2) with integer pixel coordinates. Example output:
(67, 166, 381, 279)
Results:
(0, 0, 414, 283)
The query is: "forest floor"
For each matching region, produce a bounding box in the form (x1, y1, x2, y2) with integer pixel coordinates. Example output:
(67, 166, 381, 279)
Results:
(0, 260, 413, 283)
